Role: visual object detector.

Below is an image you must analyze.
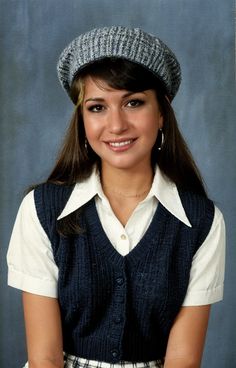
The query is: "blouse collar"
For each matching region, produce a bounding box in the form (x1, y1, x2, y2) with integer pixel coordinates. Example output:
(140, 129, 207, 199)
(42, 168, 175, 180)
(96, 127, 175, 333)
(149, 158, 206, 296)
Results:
(57, 165, 192, 227)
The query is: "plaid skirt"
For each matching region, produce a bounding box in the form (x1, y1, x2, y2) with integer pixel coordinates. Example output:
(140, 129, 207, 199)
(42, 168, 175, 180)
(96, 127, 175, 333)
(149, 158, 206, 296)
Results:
(64, 355, 164, 368)
(22, 355, 164, 368)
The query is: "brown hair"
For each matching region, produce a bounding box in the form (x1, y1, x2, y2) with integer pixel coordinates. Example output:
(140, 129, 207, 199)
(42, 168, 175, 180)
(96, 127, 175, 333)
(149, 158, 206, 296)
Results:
(47, 58, 207, 196)
(43, 58, 208, 235)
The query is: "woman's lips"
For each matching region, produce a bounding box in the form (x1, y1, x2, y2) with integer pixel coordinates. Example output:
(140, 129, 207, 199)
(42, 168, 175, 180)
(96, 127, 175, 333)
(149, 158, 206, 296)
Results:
(109, 139, 133, 147)
(105, 138, 136, 151)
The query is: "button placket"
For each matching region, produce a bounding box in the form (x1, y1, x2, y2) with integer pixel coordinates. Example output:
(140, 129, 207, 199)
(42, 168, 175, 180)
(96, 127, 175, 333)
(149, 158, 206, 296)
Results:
(109, 268, 127, 362)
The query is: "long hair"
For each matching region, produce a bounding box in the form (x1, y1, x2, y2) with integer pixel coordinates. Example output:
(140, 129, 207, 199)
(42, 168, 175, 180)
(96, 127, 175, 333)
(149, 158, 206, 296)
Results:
(47, 58, 207, 196)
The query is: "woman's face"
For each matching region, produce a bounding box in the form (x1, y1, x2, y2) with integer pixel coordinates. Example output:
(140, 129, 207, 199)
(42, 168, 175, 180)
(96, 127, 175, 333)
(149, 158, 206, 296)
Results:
(82, 76, 163, 172)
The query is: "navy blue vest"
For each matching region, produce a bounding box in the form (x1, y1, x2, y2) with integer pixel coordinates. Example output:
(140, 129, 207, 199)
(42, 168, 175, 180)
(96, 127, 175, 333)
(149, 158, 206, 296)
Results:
(34, 183, 214, 363)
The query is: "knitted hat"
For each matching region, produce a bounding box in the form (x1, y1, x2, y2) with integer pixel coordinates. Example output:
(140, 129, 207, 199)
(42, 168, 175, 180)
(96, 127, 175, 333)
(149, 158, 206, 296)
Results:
(57, 26, 181, 101)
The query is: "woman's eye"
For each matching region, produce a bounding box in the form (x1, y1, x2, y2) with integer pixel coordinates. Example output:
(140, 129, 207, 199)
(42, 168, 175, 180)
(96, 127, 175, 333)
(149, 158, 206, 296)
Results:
(127, 99, 144, 108)
(88, 105, 104, 112)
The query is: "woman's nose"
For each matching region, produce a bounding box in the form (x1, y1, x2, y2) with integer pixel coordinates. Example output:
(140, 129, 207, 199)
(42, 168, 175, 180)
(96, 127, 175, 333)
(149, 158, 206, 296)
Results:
(107, 108, 129, 134)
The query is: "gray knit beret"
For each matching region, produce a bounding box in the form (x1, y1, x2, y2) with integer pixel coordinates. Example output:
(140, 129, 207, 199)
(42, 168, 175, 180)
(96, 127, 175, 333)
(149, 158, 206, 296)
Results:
(57, 26, 181, 100)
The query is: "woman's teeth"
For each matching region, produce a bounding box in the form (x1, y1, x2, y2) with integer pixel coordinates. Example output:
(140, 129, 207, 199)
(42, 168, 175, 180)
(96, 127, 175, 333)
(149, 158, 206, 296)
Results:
(109, 140, 133, 147)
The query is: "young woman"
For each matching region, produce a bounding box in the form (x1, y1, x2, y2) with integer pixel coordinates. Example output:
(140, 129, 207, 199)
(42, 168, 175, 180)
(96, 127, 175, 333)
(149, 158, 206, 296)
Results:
(7, 26, 225, 368)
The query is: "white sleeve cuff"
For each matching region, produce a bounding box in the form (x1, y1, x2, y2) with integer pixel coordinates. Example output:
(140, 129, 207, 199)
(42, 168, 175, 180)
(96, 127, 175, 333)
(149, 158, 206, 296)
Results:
(8, 267, 58, 298)
(182, 284, 224, 306)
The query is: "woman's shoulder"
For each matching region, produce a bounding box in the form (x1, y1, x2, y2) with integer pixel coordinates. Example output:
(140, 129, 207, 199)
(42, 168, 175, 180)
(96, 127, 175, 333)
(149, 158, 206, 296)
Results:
(33, 181, 75, 201)
(178, 189, 215, 227)
(31, 182, 75, 227)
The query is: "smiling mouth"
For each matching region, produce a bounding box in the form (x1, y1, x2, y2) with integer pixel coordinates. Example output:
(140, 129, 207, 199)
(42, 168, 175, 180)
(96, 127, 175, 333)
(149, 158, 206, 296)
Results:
(108, 139, 135, 147)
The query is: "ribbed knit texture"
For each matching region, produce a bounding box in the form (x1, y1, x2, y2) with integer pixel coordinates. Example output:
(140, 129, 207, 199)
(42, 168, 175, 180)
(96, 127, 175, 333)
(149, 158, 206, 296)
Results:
(57, 26, 181, 100)
(34, 184, 214, 363)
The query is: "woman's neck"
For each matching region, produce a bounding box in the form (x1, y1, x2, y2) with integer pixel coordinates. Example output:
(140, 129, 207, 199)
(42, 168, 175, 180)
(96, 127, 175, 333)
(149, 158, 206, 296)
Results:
(101, 163, 154, 198)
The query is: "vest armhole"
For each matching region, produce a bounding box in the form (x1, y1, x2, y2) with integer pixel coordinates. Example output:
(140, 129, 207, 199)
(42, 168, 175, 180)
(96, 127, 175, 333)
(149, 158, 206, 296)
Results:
(178, 189, 215, 251)
(33, 183, 75, 241)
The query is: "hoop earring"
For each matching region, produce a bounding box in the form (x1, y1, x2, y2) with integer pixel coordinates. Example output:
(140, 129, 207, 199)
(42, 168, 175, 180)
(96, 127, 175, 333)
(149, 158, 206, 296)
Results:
(157, 129, 164, 151)
(85, 137, 88, 152)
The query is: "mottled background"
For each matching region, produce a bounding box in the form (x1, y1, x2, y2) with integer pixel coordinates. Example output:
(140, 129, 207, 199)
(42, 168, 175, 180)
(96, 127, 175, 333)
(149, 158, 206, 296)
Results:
(0, 1, 235, 367)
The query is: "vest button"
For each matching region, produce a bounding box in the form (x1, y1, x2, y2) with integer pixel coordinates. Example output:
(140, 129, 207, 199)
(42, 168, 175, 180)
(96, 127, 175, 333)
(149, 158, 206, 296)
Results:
(111, 349, 119, 358)
(114, 316, 122, 324)
(116, 277, 124, 285)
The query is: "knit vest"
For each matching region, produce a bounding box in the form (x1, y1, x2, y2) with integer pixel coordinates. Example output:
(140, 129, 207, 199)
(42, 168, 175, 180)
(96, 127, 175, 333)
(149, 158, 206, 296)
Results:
(34, 183, 214, 363)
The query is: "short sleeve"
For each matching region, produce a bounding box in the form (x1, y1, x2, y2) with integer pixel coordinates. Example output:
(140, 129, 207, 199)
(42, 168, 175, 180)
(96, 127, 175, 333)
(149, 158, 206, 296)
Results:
(182, 206, 225, 306)
(7, 190, 58, 297)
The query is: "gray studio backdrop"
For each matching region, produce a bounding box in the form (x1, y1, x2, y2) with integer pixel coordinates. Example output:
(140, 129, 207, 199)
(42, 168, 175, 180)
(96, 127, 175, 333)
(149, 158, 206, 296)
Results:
(0, 1, 235, 367)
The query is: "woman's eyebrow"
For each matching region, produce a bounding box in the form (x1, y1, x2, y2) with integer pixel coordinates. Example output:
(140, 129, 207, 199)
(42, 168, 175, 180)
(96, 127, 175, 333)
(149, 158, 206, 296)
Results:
(84, 97, 105, 103)
(84, 91, 146, 103)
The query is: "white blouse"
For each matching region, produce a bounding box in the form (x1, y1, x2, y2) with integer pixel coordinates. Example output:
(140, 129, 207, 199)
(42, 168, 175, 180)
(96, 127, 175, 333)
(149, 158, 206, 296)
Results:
(7, 166, 225, 306)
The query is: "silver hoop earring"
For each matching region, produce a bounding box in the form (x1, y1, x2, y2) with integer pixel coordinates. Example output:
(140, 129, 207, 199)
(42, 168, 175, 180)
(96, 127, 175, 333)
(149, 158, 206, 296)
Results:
(157, 129, 164, 151)
(85, 138, 88, 151)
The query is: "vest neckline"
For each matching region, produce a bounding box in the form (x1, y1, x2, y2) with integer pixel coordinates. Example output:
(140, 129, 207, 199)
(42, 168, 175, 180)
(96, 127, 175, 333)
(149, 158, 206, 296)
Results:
(83, 198, 172, 267)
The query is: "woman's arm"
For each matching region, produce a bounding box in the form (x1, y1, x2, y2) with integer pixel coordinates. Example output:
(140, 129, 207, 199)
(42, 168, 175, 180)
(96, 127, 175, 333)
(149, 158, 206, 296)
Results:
(22, 292, 64, 368)
(164, 305, 211, 368)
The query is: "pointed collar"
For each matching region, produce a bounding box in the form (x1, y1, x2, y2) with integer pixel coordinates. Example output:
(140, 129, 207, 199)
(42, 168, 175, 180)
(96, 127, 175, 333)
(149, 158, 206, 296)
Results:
(147, 166, 191, 227)
(57, 165, 192, 227)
